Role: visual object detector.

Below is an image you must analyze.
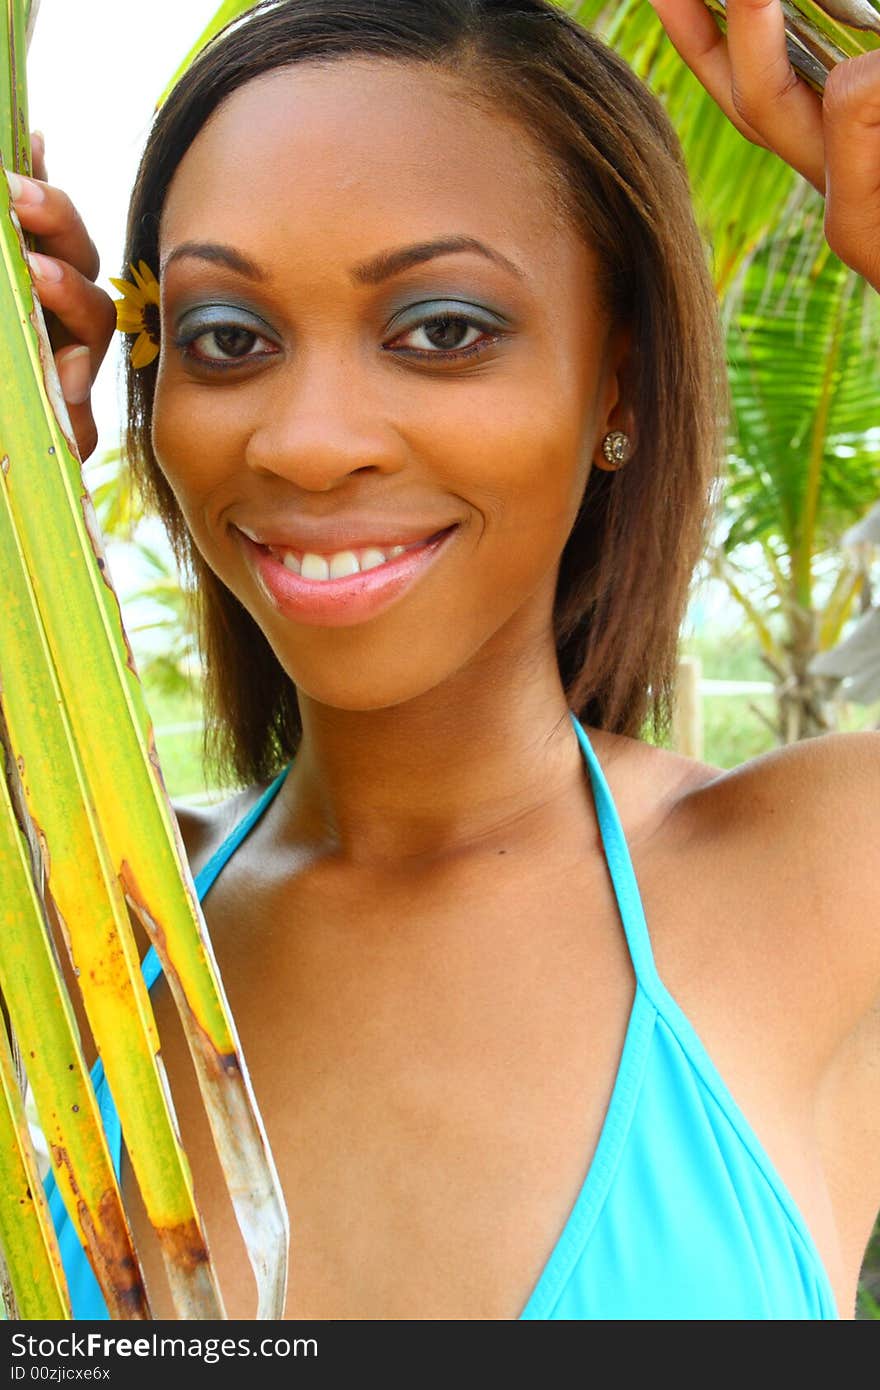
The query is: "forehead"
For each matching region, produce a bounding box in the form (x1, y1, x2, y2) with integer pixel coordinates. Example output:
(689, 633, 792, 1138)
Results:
(160, 58, 594, 286)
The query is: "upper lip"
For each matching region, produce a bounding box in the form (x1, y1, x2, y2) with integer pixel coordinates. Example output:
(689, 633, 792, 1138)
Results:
(234, 518, 458, 554)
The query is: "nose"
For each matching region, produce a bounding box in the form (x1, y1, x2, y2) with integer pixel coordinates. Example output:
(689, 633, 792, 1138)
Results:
(243, 350, 407, 491)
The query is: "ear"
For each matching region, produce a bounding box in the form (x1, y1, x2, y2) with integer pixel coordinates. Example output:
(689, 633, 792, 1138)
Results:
(593, 323, 636, 472)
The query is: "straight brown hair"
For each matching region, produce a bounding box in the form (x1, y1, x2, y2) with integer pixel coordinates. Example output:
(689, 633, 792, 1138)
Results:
(121, 0, 726, 787)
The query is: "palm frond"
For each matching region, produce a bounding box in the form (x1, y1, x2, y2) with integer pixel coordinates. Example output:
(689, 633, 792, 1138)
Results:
(0, 0, 287, 1318)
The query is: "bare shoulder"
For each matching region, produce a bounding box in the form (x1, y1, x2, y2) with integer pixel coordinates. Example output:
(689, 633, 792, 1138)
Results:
(677, 727, 880, 833)
(586, 725, 726, 842)
(668, 728, 880, 1033)
(171, 784, 266, 881)
(681, 729, 880, 911)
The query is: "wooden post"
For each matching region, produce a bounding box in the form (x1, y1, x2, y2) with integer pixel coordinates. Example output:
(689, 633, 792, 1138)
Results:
(673, 655, 703, 760)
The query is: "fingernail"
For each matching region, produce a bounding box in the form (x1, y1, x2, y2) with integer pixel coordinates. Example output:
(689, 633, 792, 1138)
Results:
(26, 251, 62, 282)
(56, 346, 92, 406)
(6, 171, 45, 205)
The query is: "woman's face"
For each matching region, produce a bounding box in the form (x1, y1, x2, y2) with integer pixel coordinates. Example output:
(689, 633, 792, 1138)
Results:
(153, 58, 629, 712)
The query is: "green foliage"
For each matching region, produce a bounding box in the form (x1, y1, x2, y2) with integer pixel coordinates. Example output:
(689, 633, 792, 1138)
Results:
(711, 222, 880, 741)
(723, 231, 880, 584)
(572, 0, 813, 293)
(88, 448, 200, 702)
(575, 2, 880, 738)
(145, 676, 212, 804)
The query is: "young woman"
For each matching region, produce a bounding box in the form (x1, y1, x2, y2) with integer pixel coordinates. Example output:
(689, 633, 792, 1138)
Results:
(12, 0, 879, 1319)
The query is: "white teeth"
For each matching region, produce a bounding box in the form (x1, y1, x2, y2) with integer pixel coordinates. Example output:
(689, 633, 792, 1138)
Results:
(301, 552, 330, 580)
(360, 547, 387, 571)
(273, 538, 426, 581)
(329, 550, 360, 579)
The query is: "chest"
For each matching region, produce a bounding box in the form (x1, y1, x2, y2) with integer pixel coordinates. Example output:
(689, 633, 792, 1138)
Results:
(122, 830, 846, 1318)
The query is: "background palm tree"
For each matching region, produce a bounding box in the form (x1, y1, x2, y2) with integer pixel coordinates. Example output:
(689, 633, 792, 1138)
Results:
(715, 224, 880, 741)
(573, 2, 880, 745)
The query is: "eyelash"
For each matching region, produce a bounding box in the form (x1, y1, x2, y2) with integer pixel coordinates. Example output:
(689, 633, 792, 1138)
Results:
(386, 312, 503, 361)
(172, 309, 504, 370)
(172, 322, 275, 370)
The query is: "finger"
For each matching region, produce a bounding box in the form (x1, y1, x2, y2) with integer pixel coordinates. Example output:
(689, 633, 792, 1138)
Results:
(55, 345, 93, 407)
(824, 50, 880, 207)
(724, 0, 825, 189)
(647, 0, 769, 146)
(64, 403, 98, 462)
(5, 171, 100, 282)
(723, 0, 825, 157)
(823, 50, 880, 286)
(25, 252, 117, 374)
(30, 129, 47, 182)
(55, 346, 99, 461)
(647, 0, 827, 185)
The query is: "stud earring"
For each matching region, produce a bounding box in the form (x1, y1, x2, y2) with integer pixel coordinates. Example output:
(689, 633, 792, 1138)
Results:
(599, 431, 632, 470)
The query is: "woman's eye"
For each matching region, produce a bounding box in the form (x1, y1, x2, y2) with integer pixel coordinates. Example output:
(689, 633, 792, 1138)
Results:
(173, 319, 278, 367)
(387, 309, 503, 360)
(197, 326, 262, 360)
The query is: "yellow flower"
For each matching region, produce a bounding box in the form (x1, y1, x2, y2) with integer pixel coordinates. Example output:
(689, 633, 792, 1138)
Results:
(109, 260, 160, 368)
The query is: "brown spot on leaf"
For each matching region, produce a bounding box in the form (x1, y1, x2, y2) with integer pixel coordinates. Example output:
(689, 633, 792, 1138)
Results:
(156, 1217, 211, 1275)
(49, 1156, 151, 1319)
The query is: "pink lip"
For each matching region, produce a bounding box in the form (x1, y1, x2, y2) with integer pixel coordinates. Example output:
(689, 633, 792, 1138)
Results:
(240, 526, 458, 628)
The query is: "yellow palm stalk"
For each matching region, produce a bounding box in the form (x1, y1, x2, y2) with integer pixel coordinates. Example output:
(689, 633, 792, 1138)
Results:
(0, 1010, 69, 1320)
(0, 0, 286, 1318)
(0, 768, 131, 1320)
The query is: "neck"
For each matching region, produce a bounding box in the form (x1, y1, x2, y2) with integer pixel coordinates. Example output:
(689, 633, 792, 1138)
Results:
(278, 630, 585, 868)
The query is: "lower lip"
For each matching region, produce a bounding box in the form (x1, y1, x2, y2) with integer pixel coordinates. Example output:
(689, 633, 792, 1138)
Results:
(240, 527, 458, 628)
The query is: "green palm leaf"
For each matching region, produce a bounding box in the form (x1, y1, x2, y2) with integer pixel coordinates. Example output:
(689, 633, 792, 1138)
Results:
(0, 0, 287, 1319)
(722, 230, 880, 596)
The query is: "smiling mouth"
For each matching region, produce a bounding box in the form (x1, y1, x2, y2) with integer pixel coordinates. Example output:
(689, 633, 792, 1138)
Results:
(253, 527, 457, 582)
(239, 521, 460, 628)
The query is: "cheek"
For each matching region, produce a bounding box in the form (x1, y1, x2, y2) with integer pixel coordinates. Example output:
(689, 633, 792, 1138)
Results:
(460, 317, 606, 581)
(150, 378, 233, 543)
(462, 400, 595, 590)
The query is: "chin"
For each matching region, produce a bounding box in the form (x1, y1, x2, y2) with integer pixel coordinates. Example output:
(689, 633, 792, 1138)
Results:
(273, 650, 459, 716)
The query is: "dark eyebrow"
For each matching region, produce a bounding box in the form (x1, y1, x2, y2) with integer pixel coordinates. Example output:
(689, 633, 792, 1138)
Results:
(161, 235, 524, 284)
(351, 235, 525, 284)
(161, 242, 268, 280)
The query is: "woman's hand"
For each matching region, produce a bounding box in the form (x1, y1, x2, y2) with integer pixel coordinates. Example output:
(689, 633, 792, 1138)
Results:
(647, 0, 880, 292)
(5, 132, 117, 460)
